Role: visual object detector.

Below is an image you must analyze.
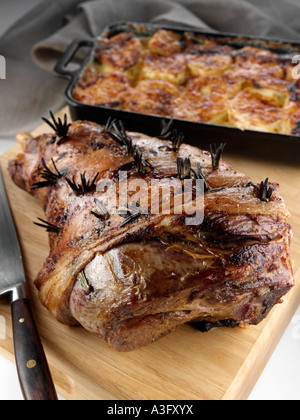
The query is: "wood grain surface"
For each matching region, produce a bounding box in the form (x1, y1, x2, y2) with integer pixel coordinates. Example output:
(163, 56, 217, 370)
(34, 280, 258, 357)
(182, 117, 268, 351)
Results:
(0, 109, 300, 400)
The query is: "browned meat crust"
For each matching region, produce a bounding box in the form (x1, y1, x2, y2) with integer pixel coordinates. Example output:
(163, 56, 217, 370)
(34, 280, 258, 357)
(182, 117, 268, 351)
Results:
(9, 120, 294, 351)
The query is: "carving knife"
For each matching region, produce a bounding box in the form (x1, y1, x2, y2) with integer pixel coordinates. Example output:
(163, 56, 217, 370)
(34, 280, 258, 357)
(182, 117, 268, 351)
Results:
(0, 166, 58, 400)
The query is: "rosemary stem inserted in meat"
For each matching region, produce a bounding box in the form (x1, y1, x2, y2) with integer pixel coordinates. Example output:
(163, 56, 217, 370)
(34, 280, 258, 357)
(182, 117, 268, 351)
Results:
(42, 111, 71, 145)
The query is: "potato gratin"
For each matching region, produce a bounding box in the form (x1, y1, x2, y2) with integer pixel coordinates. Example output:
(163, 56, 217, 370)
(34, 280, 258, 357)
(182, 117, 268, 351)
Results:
(73, 29, 300, 136)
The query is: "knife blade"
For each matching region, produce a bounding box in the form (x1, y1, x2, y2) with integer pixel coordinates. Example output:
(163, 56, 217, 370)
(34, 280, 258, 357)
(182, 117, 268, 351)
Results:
(0, 166, 58, 400)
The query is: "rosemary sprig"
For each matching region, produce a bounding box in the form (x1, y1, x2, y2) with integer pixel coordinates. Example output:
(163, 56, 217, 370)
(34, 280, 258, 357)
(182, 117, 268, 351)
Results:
(177, 157, 192, 179)
(177, 158, 226, 194)
(158, 119, 184, 152)
(105, 117, 153, 174)
(31, 158, 63, 190)
(259, 178, 274, 202)
(42, 111, 71, 145)
(158, 119, 175, 139)
(133, 149, 152, 174)
(33, 218, 60, 234)
(209, 143, 226, 171)
(66, 171, 99, 196)
(119, 202, 145, 227)
(105, 118, 136, 156)
(172, 133, 185, 153)
(247, 178, 274, 202)
(91, 198, 110, 221)
(191, 163, 210, 192)
(191, 163, 226, 193)
(77, 270, 93, 295)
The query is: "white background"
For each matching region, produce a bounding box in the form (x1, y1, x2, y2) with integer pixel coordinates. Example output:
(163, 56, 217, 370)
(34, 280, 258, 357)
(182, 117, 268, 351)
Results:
(0, 0, 300, 401)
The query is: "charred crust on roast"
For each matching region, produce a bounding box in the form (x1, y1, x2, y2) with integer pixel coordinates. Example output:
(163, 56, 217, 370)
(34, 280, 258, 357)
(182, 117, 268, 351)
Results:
(229, 244, 263, 267)
(187, 289, 203, 303)
(123, 226, 154, 243)
(191, 319, 239, 332)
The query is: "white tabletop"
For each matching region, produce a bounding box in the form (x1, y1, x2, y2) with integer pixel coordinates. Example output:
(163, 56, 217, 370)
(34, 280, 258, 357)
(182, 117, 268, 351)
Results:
(0, 0, 300, 401)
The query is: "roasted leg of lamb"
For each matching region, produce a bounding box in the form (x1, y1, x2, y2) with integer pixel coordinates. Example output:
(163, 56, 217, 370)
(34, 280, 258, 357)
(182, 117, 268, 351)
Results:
(9, 116, 294, 351)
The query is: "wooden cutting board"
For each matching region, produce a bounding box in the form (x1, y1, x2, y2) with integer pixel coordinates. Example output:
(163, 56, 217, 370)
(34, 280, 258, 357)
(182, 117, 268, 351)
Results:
(1, 109, 300, 400)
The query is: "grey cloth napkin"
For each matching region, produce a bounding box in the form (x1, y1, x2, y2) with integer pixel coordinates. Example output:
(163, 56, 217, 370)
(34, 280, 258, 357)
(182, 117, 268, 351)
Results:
(1, 0, 300, 137)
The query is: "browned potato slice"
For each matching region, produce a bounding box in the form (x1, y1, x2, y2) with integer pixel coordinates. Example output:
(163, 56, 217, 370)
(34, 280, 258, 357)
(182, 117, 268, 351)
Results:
(96, 33, 142, 82)
(228, 86, 287, 133)
(171, 78, 229, 124)
(233, 46, 284, 80)
(124, 79, 179, 116)
(149, 30, 182, 56)
(140, 52, 187, 85)
(72, 72, 131, 107)
(186, 46, 233, 77)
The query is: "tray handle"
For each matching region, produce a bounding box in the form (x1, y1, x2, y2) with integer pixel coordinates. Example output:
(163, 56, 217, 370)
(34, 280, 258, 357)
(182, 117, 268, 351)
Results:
(54, 39, 97, 80)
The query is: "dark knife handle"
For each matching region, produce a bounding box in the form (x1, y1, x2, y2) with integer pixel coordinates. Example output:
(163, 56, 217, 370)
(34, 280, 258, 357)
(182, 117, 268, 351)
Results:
(11, 298, 58, 400)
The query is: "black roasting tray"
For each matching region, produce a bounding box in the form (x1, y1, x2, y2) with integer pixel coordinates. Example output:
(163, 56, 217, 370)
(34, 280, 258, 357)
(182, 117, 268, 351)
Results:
(54, 21, 300, 157)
